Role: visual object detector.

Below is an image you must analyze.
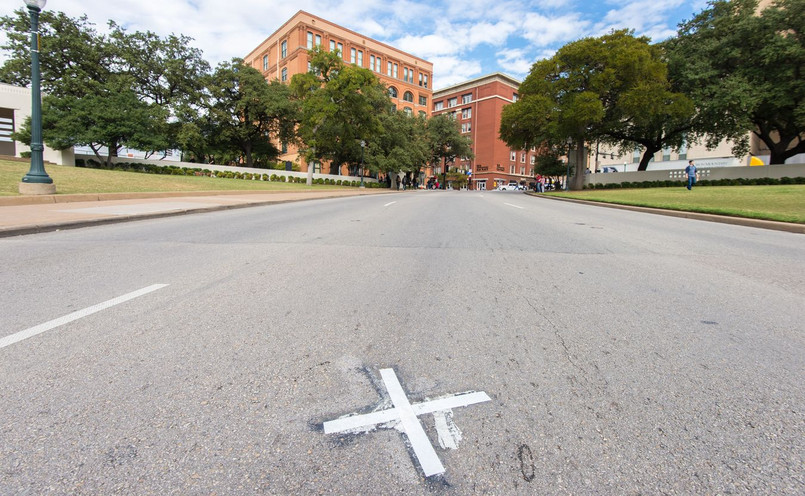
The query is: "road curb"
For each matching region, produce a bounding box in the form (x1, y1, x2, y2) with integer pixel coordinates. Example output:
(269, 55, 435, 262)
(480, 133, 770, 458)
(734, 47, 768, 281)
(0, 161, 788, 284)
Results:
(0, 191, 396, 238)
(532, 193, 805, 234)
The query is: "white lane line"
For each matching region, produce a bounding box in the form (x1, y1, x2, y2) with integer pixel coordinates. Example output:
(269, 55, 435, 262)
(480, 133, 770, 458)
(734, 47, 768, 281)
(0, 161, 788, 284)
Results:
(384, 201, 397, 207)
(0, 284, 169, 350)
(380, 368, 445, 477)
(504, 203, 524, 209)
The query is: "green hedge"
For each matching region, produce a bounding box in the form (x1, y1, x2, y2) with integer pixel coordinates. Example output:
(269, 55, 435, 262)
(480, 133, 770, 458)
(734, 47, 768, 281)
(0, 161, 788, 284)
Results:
(72, 159, 385, 188)
(585, 176, 805, 189)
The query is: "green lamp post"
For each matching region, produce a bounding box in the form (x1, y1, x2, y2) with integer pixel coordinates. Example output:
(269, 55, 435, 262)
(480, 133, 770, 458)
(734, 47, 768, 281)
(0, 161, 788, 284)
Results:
(19, 0, 55, 195)
(359, 140, 365, 188)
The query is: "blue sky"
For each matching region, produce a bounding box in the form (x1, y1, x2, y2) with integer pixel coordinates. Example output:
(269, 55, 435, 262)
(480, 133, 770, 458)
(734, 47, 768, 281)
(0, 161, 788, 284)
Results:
(2, 0, 710, 89)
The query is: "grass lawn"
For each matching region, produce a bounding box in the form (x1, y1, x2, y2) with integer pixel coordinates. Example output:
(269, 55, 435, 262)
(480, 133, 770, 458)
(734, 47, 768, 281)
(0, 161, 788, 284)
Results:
(546, 185, 805, 224)
(0, 159, 345, 196)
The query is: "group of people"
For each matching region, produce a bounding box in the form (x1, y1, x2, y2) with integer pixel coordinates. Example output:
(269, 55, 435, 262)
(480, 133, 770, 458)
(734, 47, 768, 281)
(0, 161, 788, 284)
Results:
(534, 175, 560, 192)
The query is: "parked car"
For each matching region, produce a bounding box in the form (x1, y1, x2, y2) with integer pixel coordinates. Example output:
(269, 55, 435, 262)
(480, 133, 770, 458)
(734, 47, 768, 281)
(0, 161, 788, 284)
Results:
(601, 166, 619, 173)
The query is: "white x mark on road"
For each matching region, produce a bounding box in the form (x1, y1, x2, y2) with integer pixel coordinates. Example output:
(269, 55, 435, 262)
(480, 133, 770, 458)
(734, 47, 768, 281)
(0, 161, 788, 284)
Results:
(323, 368, 491, 477)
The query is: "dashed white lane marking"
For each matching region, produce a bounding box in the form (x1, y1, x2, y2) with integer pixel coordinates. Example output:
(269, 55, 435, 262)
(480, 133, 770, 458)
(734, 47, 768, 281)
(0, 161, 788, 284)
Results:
(504, 203, 525, 209)
(323, 368, 491, 477)
(0, 284, 169, 350)
(384, 201, 397, 207)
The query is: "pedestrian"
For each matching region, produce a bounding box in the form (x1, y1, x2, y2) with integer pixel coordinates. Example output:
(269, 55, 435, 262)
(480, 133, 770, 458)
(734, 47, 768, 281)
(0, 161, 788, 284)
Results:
(685, 160, 698, 190)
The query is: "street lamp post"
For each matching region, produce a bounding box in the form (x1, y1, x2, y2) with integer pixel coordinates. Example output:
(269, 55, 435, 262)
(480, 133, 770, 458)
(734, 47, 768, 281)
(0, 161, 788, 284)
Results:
(359, 140, 365, 188)
(19, 0, 55, 195)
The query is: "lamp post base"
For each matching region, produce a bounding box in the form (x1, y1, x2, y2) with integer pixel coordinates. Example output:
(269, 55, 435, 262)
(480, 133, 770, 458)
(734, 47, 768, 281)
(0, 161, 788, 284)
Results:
(19, 181, 56, 195)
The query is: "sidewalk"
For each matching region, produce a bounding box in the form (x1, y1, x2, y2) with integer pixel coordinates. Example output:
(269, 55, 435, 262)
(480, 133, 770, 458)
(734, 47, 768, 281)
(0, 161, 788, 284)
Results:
(0, 189, 395, 238)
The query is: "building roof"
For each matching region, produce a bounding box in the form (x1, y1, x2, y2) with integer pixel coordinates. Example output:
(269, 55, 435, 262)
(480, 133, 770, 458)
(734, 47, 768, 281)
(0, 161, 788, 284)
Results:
(433, 72, 521, 97)
(245, 10, 431, 68)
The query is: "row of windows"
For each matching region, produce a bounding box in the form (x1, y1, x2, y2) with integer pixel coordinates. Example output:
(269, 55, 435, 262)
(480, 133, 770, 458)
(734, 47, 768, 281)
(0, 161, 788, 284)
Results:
(306, 30, 430, 88)
(510, 151, 537, 164)
(387, 87, 428, 106)
(433, 93, 473, 111)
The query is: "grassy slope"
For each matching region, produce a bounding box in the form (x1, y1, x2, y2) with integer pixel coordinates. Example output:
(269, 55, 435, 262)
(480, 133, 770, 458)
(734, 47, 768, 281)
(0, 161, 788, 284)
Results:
(547, 185, 805, 224)
(0, 160, 343, 196)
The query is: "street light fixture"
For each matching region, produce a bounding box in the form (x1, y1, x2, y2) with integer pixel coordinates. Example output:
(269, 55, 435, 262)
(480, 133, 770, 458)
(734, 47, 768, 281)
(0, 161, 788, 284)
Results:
(359, 140, 365, 188)
(19, 0, 55, 195)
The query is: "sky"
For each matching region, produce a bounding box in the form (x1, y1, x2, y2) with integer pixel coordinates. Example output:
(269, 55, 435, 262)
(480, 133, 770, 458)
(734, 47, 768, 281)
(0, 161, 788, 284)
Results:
(1, 0, 710, 90)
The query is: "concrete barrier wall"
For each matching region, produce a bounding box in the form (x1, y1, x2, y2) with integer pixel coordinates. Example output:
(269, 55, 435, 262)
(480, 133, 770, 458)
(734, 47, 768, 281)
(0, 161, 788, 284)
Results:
(585, 164, 805, 186)
(75, 154, 377, 183)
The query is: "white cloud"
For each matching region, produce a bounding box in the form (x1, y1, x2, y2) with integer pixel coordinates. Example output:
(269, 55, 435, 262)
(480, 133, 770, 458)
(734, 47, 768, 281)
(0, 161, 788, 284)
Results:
(596, 0, 685, 42)
(430, 56, 482, 90)
(520, 12, 591, 46)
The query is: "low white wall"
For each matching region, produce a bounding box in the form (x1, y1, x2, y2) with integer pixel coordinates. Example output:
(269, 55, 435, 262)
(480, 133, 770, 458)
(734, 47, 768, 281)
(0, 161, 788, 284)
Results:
(75, 154, 378, 183)
(585, 163, 805, 186)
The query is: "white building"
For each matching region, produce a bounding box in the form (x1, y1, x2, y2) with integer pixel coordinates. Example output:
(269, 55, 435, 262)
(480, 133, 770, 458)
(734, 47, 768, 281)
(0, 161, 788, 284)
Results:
(0, 83, 74, 165)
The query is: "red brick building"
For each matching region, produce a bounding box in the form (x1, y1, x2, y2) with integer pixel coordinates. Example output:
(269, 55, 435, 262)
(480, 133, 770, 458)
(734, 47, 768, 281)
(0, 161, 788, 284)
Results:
(432, 73, 538, 190)
(243, 11, 434, 175)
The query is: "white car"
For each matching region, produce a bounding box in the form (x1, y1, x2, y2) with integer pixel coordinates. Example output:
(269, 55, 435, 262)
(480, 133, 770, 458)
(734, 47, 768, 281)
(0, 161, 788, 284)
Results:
(501, 182, 520, 190)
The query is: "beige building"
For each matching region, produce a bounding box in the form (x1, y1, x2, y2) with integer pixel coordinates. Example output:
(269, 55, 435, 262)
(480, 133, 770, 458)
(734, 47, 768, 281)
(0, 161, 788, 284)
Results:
(0, 83, 74, 165)
(243, 11, 434, 174)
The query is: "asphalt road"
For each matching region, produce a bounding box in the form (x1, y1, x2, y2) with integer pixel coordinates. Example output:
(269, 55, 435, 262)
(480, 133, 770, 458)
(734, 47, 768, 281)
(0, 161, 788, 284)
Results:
(1, 191, 803, 494)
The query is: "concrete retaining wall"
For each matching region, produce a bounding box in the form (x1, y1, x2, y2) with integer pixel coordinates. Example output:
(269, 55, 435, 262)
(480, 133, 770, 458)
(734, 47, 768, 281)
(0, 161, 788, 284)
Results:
(75, 154, 377, 183)
(585, 164, 805, 186)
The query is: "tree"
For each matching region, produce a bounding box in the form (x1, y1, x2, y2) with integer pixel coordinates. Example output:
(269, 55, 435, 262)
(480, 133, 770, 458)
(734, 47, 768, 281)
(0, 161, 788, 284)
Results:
(500, 30, 696, 188)
(206, 59, 299, 168)
(290, 46, 390, 182)
(426, 114, 474, 189)
(1, 9, 211, 161)
(366, 111, 430, 188)
(665, 0, 805, 164)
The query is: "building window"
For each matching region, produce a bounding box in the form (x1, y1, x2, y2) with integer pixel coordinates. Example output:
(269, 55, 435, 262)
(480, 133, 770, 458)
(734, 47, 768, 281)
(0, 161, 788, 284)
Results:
(307, 32, 313, 49)
(461, 123, 471, 133)
(403, 91, 413, 102)
(520, 166, 526, 175)
(462, 108, 471, 119)
(419, 73, 423, 86)
(662, 146, 671, 161)
(510, 151, 516, 161)
(521, 153, 526, 163)
(338, 43, 343, 57)
(633, 147, 641, 164)
(281, 67, 287, 82)
(424, 75, 428, 88)
(679, 134, 688, 160)
(387, 61, 392, 75)
(434, 101, 443, 111)
(530, 155, 536, 165)
(419, 95, 427, 106)
(389, 87, 398, 98)
(357, 50, 363, 66)
(370, 55, 375, 71)
(262, 55, 268, 71)
(403, 107, 413, 116)
(404, 68, 409, 82)
(510, 165, 516, 174)
(350, 48, 356, 64)
(448, 97, 457, 108)
(419, 110, 427, 117)
(330, 40, 335, 52)
(315, 35, 321, 47)
(512, 93, 518, 102)
(281, 142, 288, 154)
(393, 63, 398, 79)
(462, 93, 472, 104)
(281, 40, 287, 58)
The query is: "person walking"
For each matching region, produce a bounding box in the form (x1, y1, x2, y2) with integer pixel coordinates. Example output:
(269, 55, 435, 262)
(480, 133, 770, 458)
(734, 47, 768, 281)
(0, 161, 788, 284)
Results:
(685, 160, 698, 190)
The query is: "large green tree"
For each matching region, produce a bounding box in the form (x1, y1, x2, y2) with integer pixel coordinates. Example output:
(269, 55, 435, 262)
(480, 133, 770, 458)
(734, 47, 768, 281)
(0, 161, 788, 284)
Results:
(665, 0, 805, 164)
(366, 111, 430, 188)
(290, 46, 390, 183)
(206, 59, 299, 168)
(426, 114, 474, 189)
(1, 9, 210, 162)
(500, 30, 696, 188)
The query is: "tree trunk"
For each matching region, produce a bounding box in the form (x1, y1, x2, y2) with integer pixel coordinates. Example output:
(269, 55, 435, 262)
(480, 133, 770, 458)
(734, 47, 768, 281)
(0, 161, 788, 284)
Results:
(245, 143, 253, 168)
(761, 133, 805, 165)
(637, 146, 660, 171)
(570, 137, 586, 190)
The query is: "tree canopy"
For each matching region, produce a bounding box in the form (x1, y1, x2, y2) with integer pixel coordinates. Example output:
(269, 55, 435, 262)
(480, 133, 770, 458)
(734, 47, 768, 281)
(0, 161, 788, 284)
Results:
(500, 30, 696, 187)
(664, 0, 805, 164)
(290, 46, 390, 180)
